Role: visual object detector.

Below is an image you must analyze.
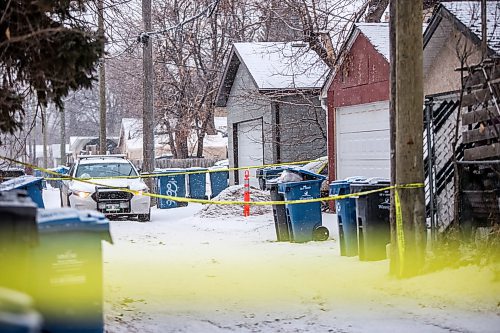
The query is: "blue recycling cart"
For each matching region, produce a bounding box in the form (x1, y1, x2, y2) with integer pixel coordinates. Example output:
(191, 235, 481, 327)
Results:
(278, 168, 328, 243)
(33, 209, 112, 333)
(329, 177, 367, 257)
(0, 175, 45, 208)
(208, 168, 228, 198)
(187, 167, 207, 199)
(156, 169, 187, 208)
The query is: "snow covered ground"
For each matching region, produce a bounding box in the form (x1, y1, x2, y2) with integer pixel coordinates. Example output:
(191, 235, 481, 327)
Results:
(42, 188, 500, 333)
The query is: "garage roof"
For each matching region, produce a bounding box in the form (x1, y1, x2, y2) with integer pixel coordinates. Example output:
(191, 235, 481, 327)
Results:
(356, 23, 390, 62)
(216, 42, 328, 106)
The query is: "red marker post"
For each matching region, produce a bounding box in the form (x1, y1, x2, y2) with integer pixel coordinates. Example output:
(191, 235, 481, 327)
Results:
(243, 169, 250, 217)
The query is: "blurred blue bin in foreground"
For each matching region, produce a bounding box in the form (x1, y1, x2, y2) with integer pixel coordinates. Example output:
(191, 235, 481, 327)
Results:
(208, 167, 228, 198)
(278, 168, 328, 243)
(156, 169, 187, 208)
(187, 167, 207, 199)
(0, 287, 42, 333)
(329, 176, 367, 257)
(0, 176, 45, 208)
(33, 209, 112, 333)
(0, 190, 38, 293)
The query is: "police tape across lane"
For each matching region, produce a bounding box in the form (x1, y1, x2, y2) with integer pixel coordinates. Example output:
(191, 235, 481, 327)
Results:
(0, 155, 423, 206)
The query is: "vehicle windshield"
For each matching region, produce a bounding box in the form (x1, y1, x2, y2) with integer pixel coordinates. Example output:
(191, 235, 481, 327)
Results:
(75, 163, 137, 178)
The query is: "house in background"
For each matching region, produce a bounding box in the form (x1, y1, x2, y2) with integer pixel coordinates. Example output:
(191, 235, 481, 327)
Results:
(424, 1, 499, 97)
(422, 1, 500, 229)
(215, 42, 329, 185)
(322, 23, 390, 182)
(117, 118, 228, 166)
(68, 136, 118, 161)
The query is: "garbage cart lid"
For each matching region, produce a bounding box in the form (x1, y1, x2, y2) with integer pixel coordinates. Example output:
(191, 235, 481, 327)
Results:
(37, 209, 111, 234)
(282, 166, 326, 181)
(0, 190, 37, 207)
(366, 177, 390, 185)
(155, 168, 186, 173)
(0, 176, 44, 191)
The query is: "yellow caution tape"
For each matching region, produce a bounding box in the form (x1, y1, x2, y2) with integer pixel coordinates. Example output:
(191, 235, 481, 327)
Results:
(394, 189, 405, 277)
(0, 155, 423, 206)
(27, 158, 324, 181)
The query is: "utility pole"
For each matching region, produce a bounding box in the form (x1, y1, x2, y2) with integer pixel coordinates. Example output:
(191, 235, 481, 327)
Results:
(98, 0, 107, 155)
(393, 0, 426, 277)
(481, 0, 487, 59)
(142, 0, 155, 196)
(389, 0, 398, 276)
(41, 105, 48, 169)
(60, 107, 67, 166)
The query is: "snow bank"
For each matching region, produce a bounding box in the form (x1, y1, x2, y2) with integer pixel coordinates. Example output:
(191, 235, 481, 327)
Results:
(197, 185, 272, 218)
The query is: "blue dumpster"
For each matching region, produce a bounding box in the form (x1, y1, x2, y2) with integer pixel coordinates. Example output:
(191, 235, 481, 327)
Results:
(329, 176, 367, 257)
(0, 287, 42, 333)
(0, 191, 38, 293)
(351, 178, 391, 261)
(33, 170, 46, 189)
(49, 166, 69, 189)
(32, 209, 112, 333)
(208, 167, 228, 198)
(0, 176, 45, 208)
(187, 167, 207, 199)
(278, 168, 328, 243)
(156, 169, 187, 208)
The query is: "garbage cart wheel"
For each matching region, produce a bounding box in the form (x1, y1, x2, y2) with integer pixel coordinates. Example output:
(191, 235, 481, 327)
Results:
(313, 226, 329, 241)
(138, 214, 150, 222)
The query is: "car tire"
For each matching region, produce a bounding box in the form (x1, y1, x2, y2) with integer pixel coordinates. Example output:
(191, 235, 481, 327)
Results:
(138, 213, 150, 222)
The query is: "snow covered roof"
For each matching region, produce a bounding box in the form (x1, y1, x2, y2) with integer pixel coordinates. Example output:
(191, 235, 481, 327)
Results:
(441, 1, 500, 54)
(234, 42, 328, 90)
(424, 1, 500, 57)
(356, 23, 390, 61)
(322, 22, 389, 95)
(216, 42, 329, 106)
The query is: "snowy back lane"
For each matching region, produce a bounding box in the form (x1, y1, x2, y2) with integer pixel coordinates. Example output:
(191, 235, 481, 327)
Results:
(42, 187, 500, 333)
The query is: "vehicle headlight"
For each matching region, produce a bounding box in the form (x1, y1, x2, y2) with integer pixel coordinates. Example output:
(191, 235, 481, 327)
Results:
(137, 187, 148, 195)
(73, 190, 92, 199)
(136, 186, 149, 196)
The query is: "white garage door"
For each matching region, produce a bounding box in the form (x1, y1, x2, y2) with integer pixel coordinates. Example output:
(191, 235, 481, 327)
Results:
(237, 119, 264, 186)
(336, 101, 390, 180)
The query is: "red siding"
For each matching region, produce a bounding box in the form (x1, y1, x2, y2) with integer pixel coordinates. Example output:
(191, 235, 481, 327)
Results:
(326, 32, 389, 184)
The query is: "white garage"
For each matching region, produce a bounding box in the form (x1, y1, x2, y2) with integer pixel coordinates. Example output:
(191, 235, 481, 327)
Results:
(335, 101, 390, 180)
(237, 119, 264, 186)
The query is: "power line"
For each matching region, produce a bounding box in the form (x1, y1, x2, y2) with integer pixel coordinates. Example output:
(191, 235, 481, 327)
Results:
(138, 0, 221, 43)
